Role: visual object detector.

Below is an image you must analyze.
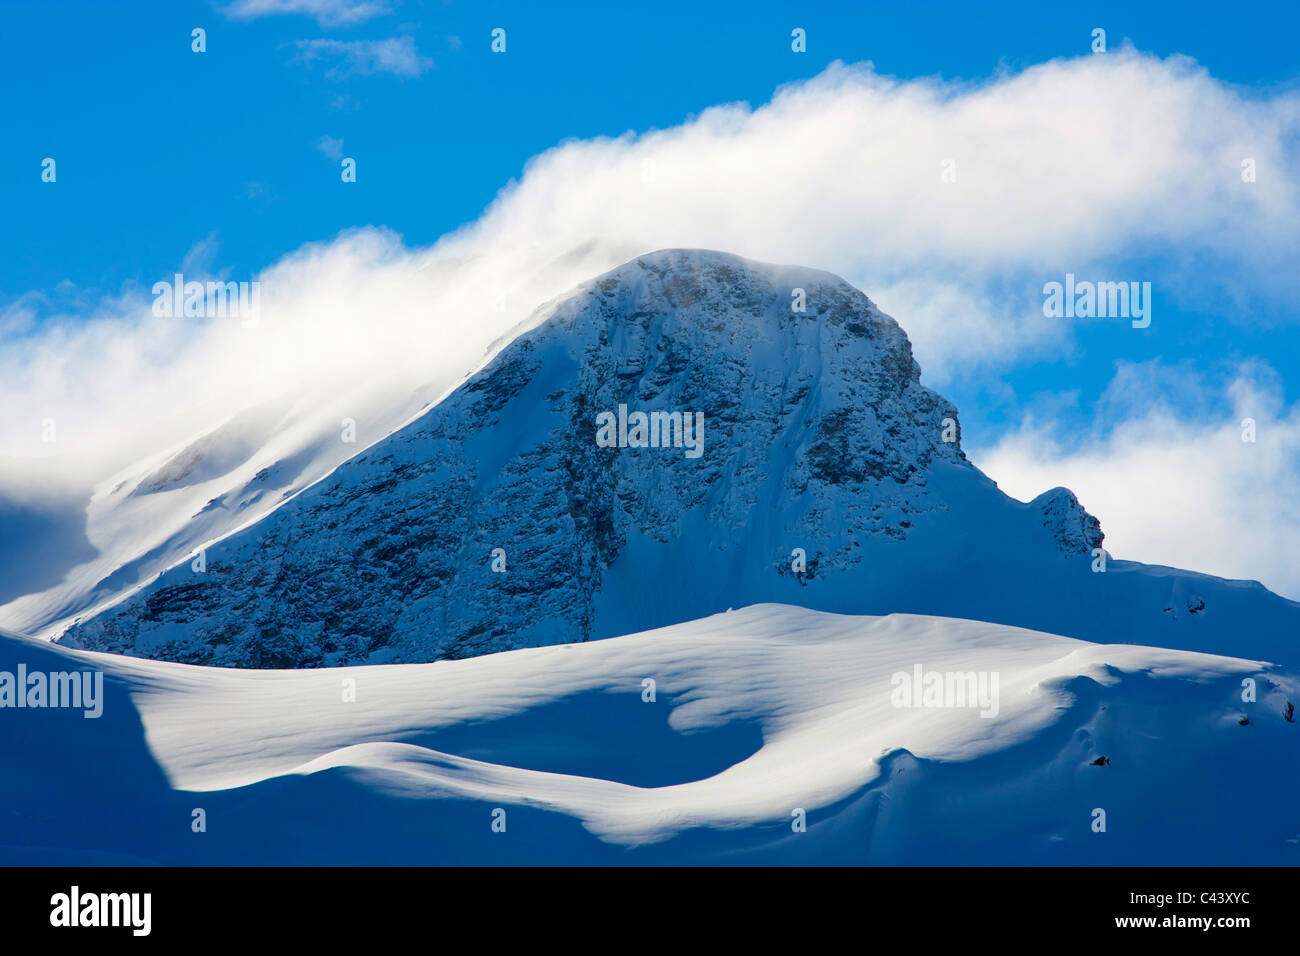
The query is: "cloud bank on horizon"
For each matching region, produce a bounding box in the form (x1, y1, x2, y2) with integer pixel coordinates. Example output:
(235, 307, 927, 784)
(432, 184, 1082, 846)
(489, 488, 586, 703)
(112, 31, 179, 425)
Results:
(3, 49, 1299, 598)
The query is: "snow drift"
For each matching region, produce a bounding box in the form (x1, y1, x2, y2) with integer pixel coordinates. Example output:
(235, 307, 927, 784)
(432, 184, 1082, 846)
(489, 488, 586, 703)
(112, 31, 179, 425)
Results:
(2, 605, 1297, 865)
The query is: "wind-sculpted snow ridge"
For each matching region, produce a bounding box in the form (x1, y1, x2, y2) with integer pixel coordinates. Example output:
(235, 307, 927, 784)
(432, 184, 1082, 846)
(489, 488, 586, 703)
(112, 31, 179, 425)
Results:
(55, 250, 1300, 668)
(4, 606, 1299, 865)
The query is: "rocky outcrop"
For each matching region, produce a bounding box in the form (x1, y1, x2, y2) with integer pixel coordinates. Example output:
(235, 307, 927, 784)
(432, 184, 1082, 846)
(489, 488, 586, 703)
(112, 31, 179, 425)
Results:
(1032, 486, 1105, 555)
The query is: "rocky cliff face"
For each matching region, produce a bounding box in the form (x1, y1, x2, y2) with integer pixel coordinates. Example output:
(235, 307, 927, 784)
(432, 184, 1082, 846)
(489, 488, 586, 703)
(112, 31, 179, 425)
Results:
(60, 250, 1110, 667)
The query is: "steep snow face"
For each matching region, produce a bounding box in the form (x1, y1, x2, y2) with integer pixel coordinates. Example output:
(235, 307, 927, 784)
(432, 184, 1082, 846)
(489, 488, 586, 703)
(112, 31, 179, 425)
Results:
(4, 606, 1298, 864)
(54, 250, 1299, 668)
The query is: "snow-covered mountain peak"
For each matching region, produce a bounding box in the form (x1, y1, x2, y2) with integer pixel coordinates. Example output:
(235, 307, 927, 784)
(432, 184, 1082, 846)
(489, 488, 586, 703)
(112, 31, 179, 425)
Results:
(60, 249, 991, 665)
(51, 249, 1300, 671)
(541, 248, 927, 415)
(507, 247, 970, 528)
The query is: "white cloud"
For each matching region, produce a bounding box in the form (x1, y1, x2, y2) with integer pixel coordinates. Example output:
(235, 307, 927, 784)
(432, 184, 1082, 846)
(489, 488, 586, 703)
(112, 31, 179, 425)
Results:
(224, 0, 391, 28)
(293, 36, 432, 78)
(0, 230, 641, 480)
(973, 362, 1300, 602)
(449, 51, 1298, 381)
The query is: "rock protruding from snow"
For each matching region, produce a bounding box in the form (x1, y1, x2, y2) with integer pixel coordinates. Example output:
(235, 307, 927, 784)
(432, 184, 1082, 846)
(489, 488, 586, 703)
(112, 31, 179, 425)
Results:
(1032, 486, 1105, 555)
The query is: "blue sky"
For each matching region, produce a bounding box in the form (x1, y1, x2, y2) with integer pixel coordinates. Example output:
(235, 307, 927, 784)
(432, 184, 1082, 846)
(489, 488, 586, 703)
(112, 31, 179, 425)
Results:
(5, 0, 1297, 300)
(2, 0, 1299, 596)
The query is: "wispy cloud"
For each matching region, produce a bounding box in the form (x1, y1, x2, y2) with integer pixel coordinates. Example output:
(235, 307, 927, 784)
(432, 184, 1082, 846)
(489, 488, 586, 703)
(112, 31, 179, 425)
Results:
(224, 0, 392, 28)
(180, 233, 222, 275)
(451, 50, 1298, 382)
(315, 134, 345, 161)
(292, 36, 432, 78)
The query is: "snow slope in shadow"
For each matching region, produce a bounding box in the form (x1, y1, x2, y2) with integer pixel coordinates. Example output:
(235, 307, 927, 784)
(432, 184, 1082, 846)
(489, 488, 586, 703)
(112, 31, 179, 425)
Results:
(2, 604, 1297, 865)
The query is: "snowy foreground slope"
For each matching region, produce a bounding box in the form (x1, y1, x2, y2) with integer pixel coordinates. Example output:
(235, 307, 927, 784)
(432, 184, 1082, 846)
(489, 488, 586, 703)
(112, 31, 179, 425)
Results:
(45, 250, 1300, 668)
(4, 605, 1298, 865)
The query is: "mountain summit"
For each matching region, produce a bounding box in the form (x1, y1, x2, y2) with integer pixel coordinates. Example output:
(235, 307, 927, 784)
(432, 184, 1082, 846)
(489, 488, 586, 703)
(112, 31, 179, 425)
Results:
(59, 250, 1297, 667)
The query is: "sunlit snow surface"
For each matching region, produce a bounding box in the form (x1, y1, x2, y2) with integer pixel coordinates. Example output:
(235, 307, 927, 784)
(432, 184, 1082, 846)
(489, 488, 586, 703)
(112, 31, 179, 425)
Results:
(3, 604, 1296, 865)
